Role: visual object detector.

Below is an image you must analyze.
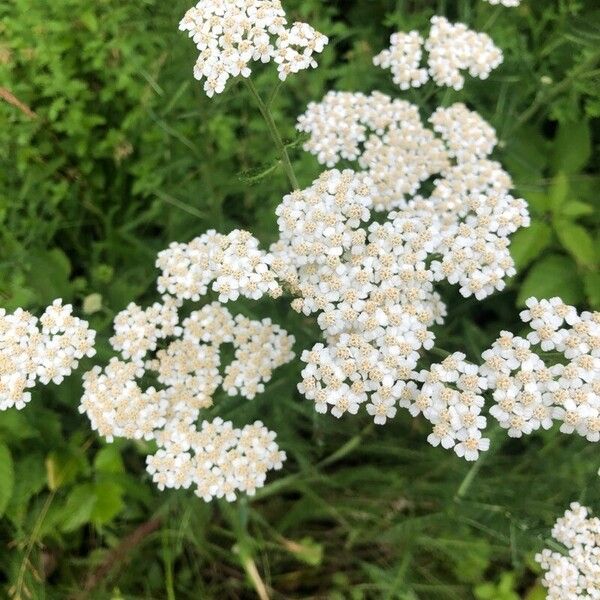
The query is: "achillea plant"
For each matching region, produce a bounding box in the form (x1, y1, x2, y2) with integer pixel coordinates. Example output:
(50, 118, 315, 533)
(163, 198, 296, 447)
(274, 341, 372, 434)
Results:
(536, 503, 600, 598)
(0, 300, 95, 410)
(0, 1, 598, 595)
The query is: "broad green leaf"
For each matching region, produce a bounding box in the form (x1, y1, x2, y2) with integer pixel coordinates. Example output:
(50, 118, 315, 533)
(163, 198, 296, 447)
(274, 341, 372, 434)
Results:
(475, 573, 519, 600)
(27, 248, 72, 305)
(46, 450, 82, 491)
(0, 443, 15, 517)
(5, 453, 46, 526)
(91, 482, 124, 525)
(561, 200, 594, 218)
(522, 190, 550, 214)
(552, 120, 591, 174)
(549, 172, 569, 213)
(510, 222, 553, 270)
(94, 446, 124, 475)
(517, 255, 584, 306)
(584, 272, 600, 309)
(0, 410, 37, 441)
(525, 584, 548, 600)
(79, 11, 98, 32)
(504, 127, 548, 182)
(554, 221, 597, 267)
(60, 484, 96, 532)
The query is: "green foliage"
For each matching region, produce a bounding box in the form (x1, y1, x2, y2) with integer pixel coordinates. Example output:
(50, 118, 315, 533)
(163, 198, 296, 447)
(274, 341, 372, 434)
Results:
(0, 443, 15, 517)
(0, 0, 599, 598)
(475, 572, 520, 600)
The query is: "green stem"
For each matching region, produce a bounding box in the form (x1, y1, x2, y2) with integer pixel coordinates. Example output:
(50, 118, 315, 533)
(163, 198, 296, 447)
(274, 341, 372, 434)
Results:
(244, 78, 299, 191)
(12, 492, 56, 599)
(510, 49, 600, 133)
(455, 426, 502, 501)
(220, 500, 270, 600)
(317, 423, 374, 469)
(252, 423, 373, 501)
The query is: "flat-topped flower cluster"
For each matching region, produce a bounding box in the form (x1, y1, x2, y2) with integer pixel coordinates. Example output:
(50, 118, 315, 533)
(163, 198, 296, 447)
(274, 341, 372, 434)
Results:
(80, 230, 295, 501)
(179, 0, 328, 96)
(536, 503, 600, 599)
(297, 92, 512, 212)
(147, 417, 286, 501)
(0, 300, 96, 411)
(485, 297, 600, 442)
(155, 229, 282, 303)
(296, 96, 525, 297)
(263, 160, 527, 460)
(295, 278, 598, 459)
(374, 16, 503, 91)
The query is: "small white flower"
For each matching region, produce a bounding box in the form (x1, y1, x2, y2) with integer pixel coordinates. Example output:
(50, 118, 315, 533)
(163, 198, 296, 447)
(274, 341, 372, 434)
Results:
(454, 429, 490, 461)
(536, 503, 599, 600)
(180, 0, 328, 96)
(0, 300, 96, 411)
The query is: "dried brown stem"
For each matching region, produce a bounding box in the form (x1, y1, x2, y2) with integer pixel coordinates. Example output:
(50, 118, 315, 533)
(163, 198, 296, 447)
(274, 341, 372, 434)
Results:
(75, 517, 162, 599)
(0, 87, 37, 119)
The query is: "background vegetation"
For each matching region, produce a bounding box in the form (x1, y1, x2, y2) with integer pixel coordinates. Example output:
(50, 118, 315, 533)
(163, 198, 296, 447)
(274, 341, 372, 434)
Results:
(1, 0, 599, 597)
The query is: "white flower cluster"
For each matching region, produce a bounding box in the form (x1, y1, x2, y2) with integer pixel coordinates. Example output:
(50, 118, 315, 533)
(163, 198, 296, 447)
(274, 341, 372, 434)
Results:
(427, 16, 503, 88)
(81, 300, 293, 500)
(483, 298, 600, 442)
(297, 94, 527, 298)
(372, 31, 428, 90)
(278, 179, 596, 454)
(429, 103, 498, 162)
(156, 229, 282, 304)
(179, 0, 328, 96)
(82, 300, 293, 438)
(483, 0, 520, 6)
(271, 165, 522, 427)
(0, 299, 96, 410)
(297, 91, 514, 204)
(412, 353, 490, 461)
(148, 418, 286, 502)
(373, 17, 503, 91)
(536, 503, 600, 599)
(80, 230, 295, 501)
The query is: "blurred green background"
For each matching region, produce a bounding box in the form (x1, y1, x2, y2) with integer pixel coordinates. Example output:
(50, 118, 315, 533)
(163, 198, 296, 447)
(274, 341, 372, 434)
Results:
(0, 0, 599, 598)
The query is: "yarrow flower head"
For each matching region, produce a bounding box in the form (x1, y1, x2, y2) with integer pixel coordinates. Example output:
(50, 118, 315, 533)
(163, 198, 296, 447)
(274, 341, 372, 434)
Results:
(156, 229, 282, 303)
(374, 16, 503, 91)
(483, 297, 600, 442)
(536, 503, 600, 599)
(0, 299, 96, 410)
(268, 167, 505, 458)
(289, 31, 598, 465)
(296, 94, 526, 296)
(80, 230, 295, 502)
(373, 31, 428, 90)
(179, 0, 328, 96)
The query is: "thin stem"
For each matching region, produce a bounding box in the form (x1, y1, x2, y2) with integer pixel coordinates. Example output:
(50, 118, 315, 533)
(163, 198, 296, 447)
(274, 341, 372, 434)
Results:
(253, 423, 373, 501)
(240, 556, 270, 600)
(317, 423, 374, 469)
(76, 517, 162, 598)
(220, 500, 271, 600)
(244, 78, 299, 191)
(266, 79, 284, 108)
(455, 426, 502, 501)
(12, 492, 56, 600)
(510, 49, 600, 133)
(455, 454, 487, 502)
